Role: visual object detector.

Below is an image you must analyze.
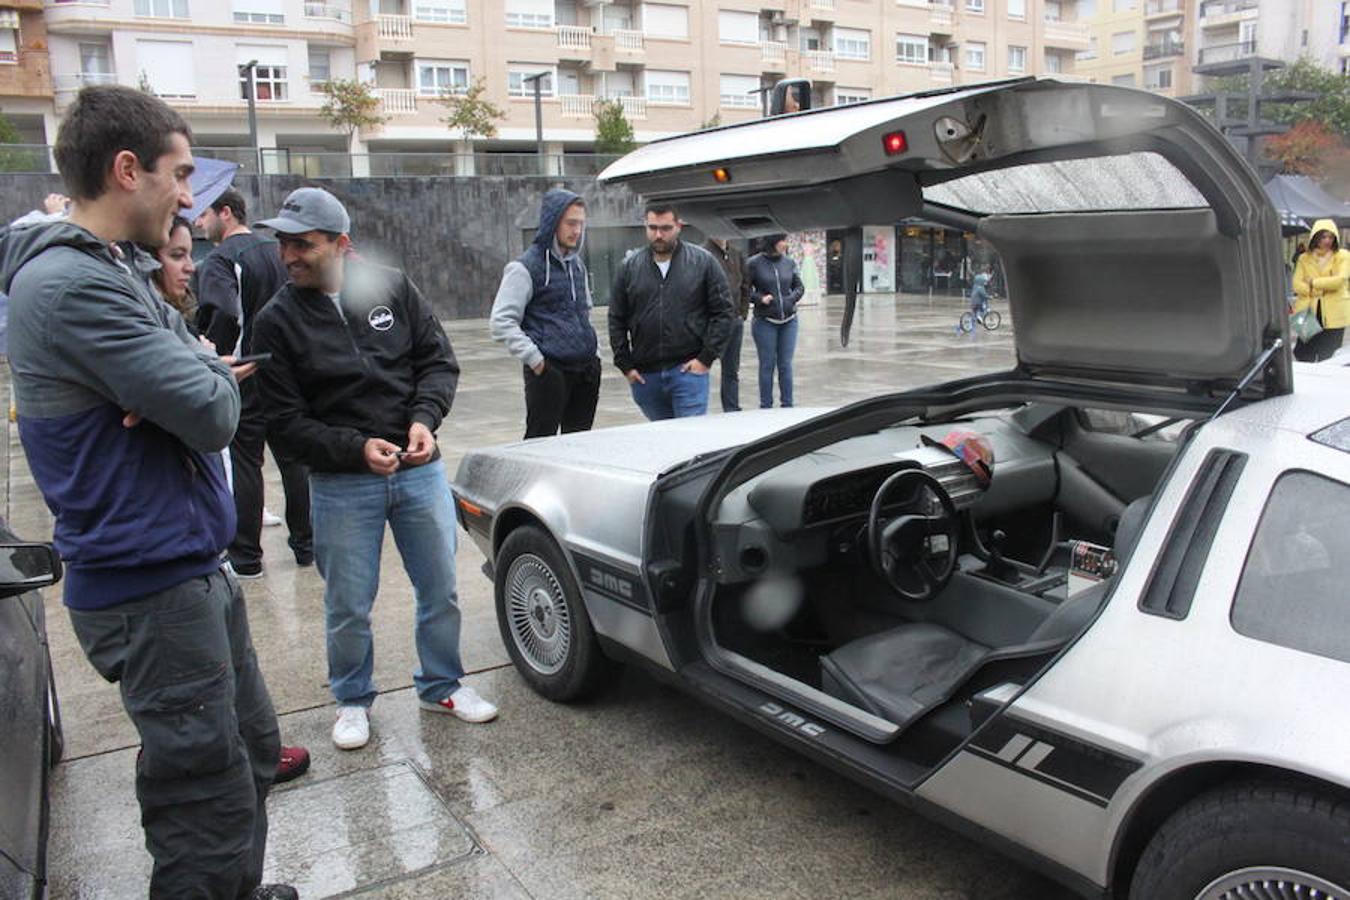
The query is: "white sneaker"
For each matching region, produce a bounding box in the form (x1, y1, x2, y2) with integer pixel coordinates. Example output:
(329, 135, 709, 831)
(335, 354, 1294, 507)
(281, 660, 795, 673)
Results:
(262, 508, 283, 527)
(419, 686, 498, 723)
(332, 705, 370, 750)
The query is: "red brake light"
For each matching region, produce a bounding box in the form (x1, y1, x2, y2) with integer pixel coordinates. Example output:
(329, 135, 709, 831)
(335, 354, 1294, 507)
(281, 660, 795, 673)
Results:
(882, 131, 908, 156)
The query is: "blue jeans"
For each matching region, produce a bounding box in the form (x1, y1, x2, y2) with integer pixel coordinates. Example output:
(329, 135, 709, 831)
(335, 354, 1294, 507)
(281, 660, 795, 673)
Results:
(310, 459, 464, 707)
(629, 364, 710, 420)
(752, 316, 798, 408)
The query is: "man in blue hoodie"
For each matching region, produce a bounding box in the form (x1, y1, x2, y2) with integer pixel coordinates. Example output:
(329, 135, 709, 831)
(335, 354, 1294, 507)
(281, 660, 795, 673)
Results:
(490, 188, 601, 438)
(1, 86, 293, 900)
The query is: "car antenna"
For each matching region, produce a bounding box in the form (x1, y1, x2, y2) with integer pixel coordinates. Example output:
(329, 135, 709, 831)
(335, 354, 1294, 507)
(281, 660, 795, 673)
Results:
(1210, 338, 1284, 421)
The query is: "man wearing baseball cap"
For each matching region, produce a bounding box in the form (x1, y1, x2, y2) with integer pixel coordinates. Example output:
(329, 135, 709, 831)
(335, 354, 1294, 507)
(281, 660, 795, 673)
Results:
(250, 187, 497, 751)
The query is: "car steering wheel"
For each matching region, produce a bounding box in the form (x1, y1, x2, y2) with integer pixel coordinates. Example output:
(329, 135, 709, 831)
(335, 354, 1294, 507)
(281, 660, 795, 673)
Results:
(867, 468, 961, 602)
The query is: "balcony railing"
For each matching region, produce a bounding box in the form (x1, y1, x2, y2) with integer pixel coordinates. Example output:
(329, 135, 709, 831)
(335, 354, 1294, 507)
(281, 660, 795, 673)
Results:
(377, 13, 413, 39)
(616, 95, 646, 119)
(761, 40, 787, 64)
(557, 25, 591, 49)
(54, 71, 118, 91)
(930, 0, 953, 29)
(806, 49, 835, 71)
(1142, 39, 1184, 59)
(1144, 0, 1182, 14)
(1042, 20, 1091, 46)
(1200, 0, 1258, 19)
(376, 88, 417, 114)
(929, 61, 954, 82)
(613, 29, 644, 50)
(560, 93, 594, 117)
(1198, 40, 1257, 63)
(303, 2, 351, 22)
(810, 0, 835, 8)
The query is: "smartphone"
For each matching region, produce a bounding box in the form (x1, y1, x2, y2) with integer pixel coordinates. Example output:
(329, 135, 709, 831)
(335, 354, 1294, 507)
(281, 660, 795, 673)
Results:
(231, 353, 272, 365)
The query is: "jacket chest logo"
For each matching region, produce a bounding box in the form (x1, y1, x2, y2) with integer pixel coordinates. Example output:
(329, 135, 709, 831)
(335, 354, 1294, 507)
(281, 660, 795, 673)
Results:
(368, 306, 394, 331)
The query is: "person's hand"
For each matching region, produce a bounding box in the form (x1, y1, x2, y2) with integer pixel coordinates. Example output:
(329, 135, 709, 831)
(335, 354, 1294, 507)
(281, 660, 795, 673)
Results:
(363, 438, 402, 475)
(122, 411, 142, 428)
(220, 356, 257, 383)
(625, 369, 645, 384)
(682, 359, 710, 375)
(43, 193, 69, 215)
(403, 422, 435, 465)
(531, 360, 546, 375)
(761, 293, 773, 304)
(198, 334, 217, 354)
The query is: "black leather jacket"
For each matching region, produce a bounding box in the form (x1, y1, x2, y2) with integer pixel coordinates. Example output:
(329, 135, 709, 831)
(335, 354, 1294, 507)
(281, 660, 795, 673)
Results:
(607, 240, 734, 373)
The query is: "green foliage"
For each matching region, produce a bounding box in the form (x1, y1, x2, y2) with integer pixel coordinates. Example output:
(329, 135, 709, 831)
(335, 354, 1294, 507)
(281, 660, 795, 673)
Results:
(439, 78, 505, 142)
(0, 108, 44, 173)
(137, 70, 155, 94)
(594, 99, 636, 155)
(699, 112, 722, 130)
(1208, 58, 1350, 136)
(316, 78, 388, 143)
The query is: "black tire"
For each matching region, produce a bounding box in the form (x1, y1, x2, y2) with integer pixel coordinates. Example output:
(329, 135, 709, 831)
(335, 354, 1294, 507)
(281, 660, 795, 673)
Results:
(958, 312, 976, 333)
(47, 660, 64, 768)
(1129, 780, 1350, 900)
(982, 310, 1002, 331)
(494, 525, 616, 702)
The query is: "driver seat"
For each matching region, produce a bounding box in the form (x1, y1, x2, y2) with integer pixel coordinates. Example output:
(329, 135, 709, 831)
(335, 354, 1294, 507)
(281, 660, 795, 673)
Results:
(820, 497, 1151, 735)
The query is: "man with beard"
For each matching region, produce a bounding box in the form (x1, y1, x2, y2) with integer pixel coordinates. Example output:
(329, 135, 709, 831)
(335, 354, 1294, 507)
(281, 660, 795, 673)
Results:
(0, 85, 293, 899)
(250, 188, 496, 752)
(195, 188, 313, 577)
(608, 204, 733, 419)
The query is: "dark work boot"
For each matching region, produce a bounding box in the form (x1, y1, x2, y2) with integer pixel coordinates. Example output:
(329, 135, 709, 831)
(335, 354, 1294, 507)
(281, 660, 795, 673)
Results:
(249, 885, 299, 900)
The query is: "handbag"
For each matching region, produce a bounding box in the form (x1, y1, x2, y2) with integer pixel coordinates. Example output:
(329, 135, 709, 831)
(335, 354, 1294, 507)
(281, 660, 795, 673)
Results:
(1291, 306, 1324, 343)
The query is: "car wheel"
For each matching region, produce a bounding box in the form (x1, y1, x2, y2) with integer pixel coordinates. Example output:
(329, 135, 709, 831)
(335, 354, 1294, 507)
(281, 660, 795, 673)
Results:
(494, 525, 615, 702)
(1128, 781, 1350, 900)
(47, 661, 64, 767)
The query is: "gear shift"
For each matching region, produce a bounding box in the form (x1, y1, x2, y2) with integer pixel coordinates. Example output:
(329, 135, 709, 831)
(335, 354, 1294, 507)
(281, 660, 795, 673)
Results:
(985, 529, 1020, 584)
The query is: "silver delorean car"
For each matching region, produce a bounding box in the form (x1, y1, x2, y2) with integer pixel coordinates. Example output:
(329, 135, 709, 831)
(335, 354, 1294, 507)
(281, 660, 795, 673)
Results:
(451, 78, 1350, 899)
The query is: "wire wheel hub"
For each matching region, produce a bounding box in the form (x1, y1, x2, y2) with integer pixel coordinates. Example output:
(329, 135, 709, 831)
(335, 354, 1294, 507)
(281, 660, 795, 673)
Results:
(1198, 866, 1350, 900)
(505, 553, 572, 675)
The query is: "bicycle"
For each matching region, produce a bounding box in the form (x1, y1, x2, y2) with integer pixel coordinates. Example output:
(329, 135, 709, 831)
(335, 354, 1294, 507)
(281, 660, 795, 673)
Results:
(958, 305, 1001, 333)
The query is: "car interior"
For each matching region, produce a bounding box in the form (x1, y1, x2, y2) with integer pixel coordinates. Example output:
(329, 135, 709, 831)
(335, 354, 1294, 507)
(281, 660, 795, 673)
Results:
(706, 403, 1189, 768)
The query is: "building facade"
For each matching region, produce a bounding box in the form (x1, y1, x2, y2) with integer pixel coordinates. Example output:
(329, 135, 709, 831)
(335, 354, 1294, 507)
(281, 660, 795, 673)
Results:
(0, 0, 55, 146)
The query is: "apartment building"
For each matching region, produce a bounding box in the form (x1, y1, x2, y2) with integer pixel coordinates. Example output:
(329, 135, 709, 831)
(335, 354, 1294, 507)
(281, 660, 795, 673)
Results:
(1193, 0, 1338, 72)
(32, 0, 1089, 162)
(1074, 0, 1191, 97)
(0, 0, 55, 143)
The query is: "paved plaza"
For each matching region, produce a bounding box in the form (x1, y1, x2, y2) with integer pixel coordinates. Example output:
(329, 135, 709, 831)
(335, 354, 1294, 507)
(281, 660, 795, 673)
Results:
(10, 292, 1078, 898)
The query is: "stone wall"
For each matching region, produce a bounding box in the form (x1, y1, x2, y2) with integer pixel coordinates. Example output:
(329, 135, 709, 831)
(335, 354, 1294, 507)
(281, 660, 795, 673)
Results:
(0, 174, 643, 320)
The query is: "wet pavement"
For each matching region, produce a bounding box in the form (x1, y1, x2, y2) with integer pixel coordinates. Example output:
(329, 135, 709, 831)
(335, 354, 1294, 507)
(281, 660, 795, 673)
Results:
(11, 292, 1077, 898)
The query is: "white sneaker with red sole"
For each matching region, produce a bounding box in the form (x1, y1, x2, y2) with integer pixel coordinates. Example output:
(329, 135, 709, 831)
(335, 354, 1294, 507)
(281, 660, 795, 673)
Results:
(420, 686, 498, 723)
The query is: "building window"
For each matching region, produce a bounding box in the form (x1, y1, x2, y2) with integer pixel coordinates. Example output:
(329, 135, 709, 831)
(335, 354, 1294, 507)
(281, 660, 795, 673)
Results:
(1111, 72, 1136, 86)
(719, 73, 760, 108)
(415, 0, 466, 23)
(718, 10, 759, 44)
(834, 87, 870, 105)
(896, 33, 927, 64)
(966, 0, 983, 11)
(1078, 36, 1098, 60)
(1113, 0, 1136, 9)
(0, 27, 16, 64)
(308, 46, 330, 89)
(418, 60, 470, 95)
(134, 0, 189, 17)
(504, 0, 553, 28)
(1044, 0, 1062, 21)
(645, 69, 690, 104)
(965, 41, 986, 70)
(1007, 44, 1026, 72)
(834, 27, 871, 60)
(642, 4, 689, 38)
(1007, 0, 1025, 18)
(79, 42, 114, 81)
(137, 39, 195, 97)
(1112, 30, 1136, 55)
(246, 65, 288, 100)
(1044, 51, 1063, 73)
(508, 66, 554, 96)
(233, 0, 284, 24)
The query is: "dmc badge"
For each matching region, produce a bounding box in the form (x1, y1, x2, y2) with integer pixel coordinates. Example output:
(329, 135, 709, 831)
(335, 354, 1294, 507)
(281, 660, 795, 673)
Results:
(368, 306, 394, 331)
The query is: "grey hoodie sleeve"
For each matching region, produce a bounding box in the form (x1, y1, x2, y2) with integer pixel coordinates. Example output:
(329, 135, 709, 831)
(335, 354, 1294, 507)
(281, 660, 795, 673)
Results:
(48, 272, 239, 452)
(489, 261, 544, 369)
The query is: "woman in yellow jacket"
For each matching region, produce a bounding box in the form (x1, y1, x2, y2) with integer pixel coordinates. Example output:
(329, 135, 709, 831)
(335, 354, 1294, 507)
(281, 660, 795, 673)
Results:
(1291, 218, 1350, 362)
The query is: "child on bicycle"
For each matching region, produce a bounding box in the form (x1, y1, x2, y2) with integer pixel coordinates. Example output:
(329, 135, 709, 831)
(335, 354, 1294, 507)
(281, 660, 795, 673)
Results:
(969, 266, 992, 319)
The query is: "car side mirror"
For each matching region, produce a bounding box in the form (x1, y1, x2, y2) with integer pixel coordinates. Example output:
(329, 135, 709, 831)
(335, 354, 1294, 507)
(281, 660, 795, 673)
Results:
(0, 542, 63, 599)
(770, 79, 811, 116)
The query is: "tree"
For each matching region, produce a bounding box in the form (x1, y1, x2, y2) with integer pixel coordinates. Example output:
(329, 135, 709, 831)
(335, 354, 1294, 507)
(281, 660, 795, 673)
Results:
(438, 77, 504, 142)
(0, 108, 43, 173)
(1209, 58, 1350, 137)
(594, 99, 636, 155)
(1265, 120, 1348, 176)
(315, 78, 388, 149)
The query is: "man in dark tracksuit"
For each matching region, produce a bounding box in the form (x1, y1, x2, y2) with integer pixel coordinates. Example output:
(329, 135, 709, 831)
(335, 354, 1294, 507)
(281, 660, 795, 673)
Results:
(251, 188, 497, 753)
(608, 203, 734, 420)
(705, 236, 749, 412)
(1, 85, 291, 900)
(196, 189, 312, 575)
(489, 188, 601, 438)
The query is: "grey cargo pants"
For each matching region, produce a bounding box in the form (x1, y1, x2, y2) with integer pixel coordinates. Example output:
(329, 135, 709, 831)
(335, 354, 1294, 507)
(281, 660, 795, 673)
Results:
(69, 567, 281, 899)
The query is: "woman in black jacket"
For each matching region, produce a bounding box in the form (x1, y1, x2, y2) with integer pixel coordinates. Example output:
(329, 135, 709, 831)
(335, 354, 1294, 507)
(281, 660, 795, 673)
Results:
(746, 234, 805, 408)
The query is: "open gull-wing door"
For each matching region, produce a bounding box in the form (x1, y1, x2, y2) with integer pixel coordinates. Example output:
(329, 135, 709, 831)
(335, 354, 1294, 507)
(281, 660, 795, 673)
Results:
(599, 78, 1291, 403)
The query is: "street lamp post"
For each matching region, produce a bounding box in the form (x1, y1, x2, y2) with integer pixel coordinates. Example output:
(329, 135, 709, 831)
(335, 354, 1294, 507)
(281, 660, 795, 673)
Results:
(238, 59, 261, 175)
(523, 70, 549, 175)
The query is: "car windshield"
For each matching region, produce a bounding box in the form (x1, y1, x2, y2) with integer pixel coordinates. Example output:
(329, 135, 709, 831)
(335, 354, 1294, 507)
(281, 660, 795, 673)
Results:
(925, 151, 1208, 216)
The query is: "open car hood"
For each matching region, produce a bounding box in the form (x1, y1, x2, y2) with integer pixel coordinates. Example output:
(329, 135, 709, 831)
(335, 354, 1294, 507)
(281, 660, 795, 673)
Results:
(600, 78, 1291, 403)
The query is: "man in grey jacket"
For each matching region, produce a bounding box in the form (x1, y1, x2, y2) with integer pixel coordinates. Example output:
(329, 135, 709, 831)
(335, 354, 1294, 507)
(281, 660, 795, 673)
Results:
(1, 85, 293, 900)
(490, 188, 601, 438)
